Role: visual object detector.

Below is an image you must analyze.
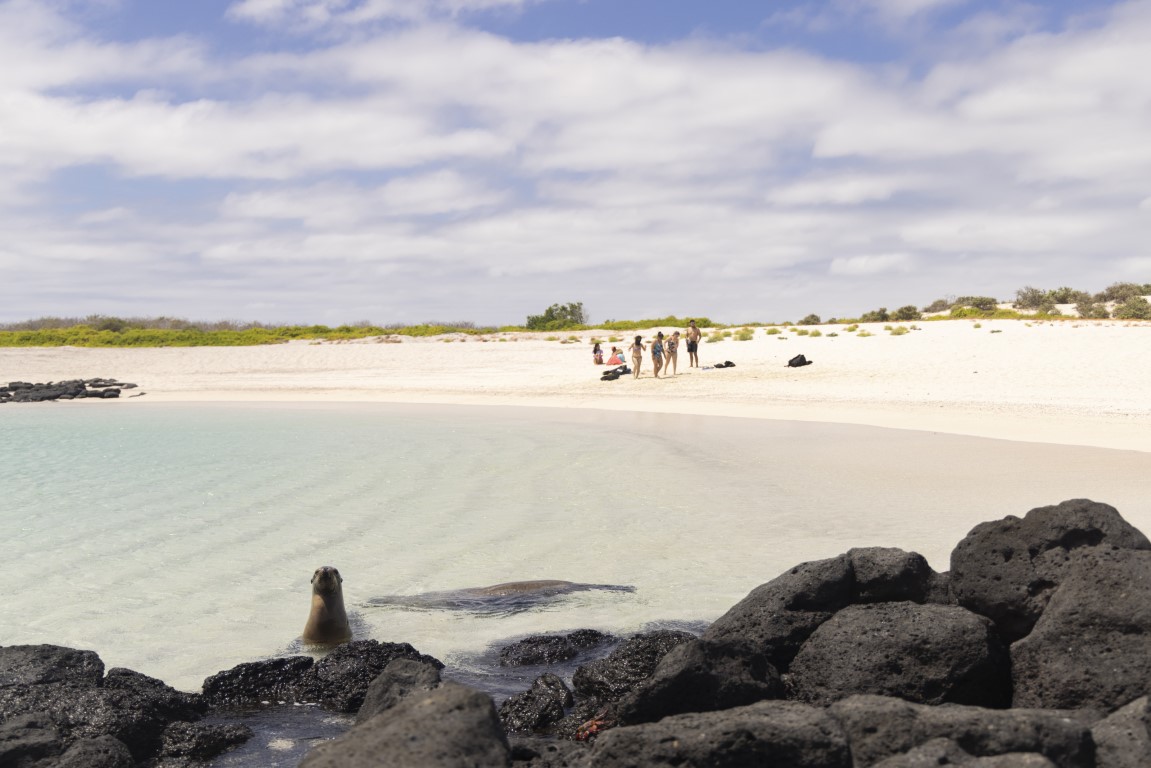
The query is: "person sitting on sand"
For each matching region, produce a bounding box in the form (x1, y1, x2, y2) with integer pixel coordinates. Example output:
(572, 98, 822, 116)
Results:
(630, 336, 647, 379)
(593, 342, 604, 365)
(606, 346, 624, 366)
(685, 320, 701, 368)
(651, 332, 665, 378)
(664, 331, 680, 376)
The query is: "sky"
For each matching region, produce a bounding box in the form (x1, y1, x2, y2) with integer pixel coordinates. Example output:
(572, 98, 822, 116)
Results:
(1, 0, 1148, 326)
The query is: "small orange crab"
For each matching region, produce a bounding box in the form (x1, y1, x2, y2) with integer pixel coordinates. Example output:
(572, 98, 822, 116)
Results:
(575, 707, 616, 741)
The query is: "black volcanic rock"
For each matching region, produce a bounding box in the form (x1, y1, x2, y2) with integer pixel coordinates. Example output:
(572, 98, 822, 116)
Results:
(299, 682, 510, 768)
(788, 602, 1011, 708)
(703, 547, 940, 672)
(828, 695, 1094, 768)
(0, 645, 206, 763)
(499, 673, 573, 734)
(1012, 548, 1151, 710)
(614, 637, 783, 725)
(587, 700, 851, 768)
(950, 499, 1151, 642)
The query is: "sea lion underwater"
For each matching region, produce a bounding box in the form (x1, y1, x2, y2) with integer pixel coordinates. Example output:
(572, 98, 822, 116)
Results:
(365, 579, 635, 615)
(302, 565, 352, 645)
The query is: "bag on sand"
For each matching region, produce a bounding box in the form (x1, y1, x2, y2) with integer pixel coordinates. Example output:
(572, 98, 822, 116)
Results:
(787, 354, 813, 367)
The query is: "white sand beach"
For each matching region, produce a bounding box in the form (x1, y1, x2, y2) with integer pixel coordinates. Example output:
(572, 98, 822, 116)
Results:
(3, 318, 1150, 452)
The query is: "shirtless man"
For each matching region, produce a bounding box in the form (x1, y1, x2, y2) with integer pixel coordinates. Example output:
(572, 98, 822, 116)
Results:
(685, 320, 702, 368)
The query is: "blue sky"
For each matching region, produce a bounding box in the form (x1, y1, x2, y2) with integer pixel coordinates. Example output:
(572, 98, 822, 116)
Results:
(1, 0, 1147, 326)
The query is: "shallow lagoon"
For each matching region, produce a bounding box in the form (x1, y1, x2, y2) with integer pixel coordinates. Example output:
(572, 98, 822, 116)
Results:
(2, 402, 1148, 691)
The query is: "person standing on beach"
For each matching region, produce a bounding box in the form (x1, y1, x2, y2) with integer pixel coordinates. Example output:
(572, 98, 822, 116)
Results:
(685, 320, 702, 368)
(651, 332, 665, 378)
(664, 331, 680, 375)
(630, 336, 647, 379)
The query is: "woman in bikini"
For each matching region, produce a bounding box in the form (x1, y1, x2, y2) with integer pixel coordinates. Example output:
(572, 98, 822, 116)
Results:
(663, 331, 679, 376)
(630, 336, 646, 379)
(650, 332, 665, 378)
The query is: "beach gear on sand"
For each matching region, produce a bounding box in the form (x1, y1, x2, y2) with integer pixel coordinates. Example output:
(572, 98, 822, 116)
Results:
(787, 354, 813, 367)
(606, 354, 623, 365)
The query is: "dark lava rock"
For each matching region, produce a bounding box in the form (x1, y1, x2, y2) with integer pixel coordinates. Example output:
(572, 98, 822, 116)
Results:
(1, 379, 138, 403)
(509, 736, 589, 767)
(614, 637, 782, 725)
(356, 658, 443, 724)
(201, 656, 316, 707)
(872, 738, 1057, 767)
(158, 720, 254, 761)
(950, 499, 1151, 642)
(55, 734, 136, 768)
(1090, 695, 1151, 768)
(788, 601, 1011, 708)
(500, 630, 614, 667)
(586, 699, 850, 768)
(703, 547, 938, 672)
(1012, 549, 1151, 710)
(0, 645, 206, 763)
(500, 673, 573, 734)
(299, 681, 510, 768)
(295, 640, 443, 712)
(202, 640, 443, 713)
(0, 713, 62, 766)
(570, 630, 695, 704)
(828, 694, 1095, 768)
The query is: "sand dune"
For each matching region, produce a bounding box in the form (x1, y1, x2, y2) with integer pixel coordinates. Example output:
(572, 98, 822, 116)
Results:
(3, 318, 1149, 452)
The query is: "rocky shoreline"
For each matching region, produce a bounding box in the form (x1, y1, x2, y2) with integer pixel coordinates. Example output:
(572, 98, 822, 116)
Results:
(4, 498, 1151, 766)
(0, 379, 140, 403)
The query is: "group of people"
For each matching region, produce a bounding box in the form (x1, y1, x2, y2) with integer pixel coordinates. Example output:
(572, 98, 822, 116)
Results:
(592, 320, 702, 379)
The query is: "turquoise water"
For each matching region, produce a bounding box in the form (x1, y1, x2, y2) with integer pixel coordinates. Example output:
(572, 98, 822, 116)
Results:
(2, 402, 1149, 691)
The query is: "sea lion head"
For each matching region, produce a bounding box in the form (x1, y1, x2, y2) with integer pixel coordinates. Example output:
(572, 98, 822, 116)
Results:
(311, 565, 343, 595)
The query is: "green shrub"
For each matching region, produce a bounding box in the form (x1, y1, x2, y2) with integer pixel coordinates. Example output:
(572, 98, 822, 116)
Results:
(765, 327, 781, 335)
(526, 302, 587, 331)
(795, 329, 810, 336)
(1113, 296, 1151, 320)
(809, 330, 822, 337)
(892, 305, 922, 321)
(798, 313, 821, 326)
(922, 298, 952, 313)
(735, 329, 754, 341)
(706, 332, 724, 343)
(845, 324, 859, 332)
(1095, 282, 1147, 303)
(826, 332, 838, 337)
(1076, 302, 1110, 319)
(889, 326, 909, 336)
(860, 308, 889, 323)
(857, 330, 873, 337)
(954, 296, 999, 312)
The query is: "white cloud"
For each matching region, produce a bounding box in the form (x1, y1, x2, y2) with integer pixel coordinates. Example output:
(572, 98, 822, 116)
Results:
(829, 253, 914, 276)
(226, 0, 540, 28)
(2, 0, 1151, 324)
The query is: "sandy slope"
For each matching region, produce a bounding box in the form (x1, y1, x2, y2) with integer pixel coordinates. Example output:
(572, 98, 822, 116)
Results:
(3, 318, 1150, 452)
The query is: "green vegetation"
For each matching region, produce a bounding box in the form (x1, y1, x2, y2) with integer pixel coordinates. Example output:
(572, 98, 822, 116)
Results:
(809, 330, 822, 337)
(889, 326, 910, 336)
(525, 302, 587, 331)
(4, 279, 1150, 349)
(706, 331, 724, 343)
(857, 330, 874, 337)
(735, 329, 754, 341)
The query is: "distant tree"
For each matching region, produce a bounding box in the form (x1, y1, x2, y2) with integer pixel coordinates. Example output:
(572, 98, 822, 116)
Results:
(892, 305, 921, 321)
(860, 307, 889, 323)
(1036, 301, 1060, 316)
(1113, 296, 1151, 320)
(525, 302, 587, 330)
(1014, 286, 1046, 309)
(1095, 282, 1146, 304)
(798, 313, 822, 326)
(953, 296, 999, 312)
(922, 298, 951, 313)
(1047, 286, 1089, 305)
(1076, 301, 1110, 319)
